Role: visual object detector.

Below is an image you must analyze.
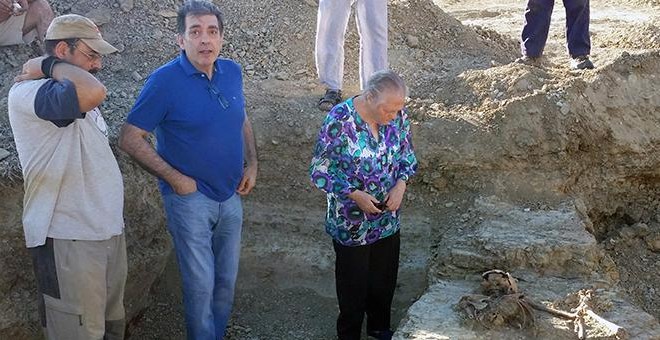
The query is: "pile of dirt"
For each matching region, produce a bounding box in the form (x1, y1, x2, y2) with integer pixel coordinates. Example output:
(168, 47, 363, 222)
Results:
(626, 0, 660, 6)
(597, 23, 660, 50)
(389, 0, 519, 100)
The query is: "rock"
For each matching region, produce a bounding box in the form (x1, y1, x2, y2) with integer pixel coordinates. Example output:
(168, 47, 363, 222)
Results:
(646, 235, 660, 252)
(514, 78, 530, 92)
(395, 277, 660, 340)
(433, 196, 605, 278)
(6, 56, 18, 67)
(431, 175, 448, 191)
(158, 10, 177, 18)
(85, 8, 113, 26)
(406, 34, 420, 48)
(275, 72, 288, 81)
(0, 148, 9, 161)
(574, 198, 594, 234)
(132, 71, 143, 81)
(618, 226, 637, 240)
(632, 222, 650, 237)
(118, 0, 133, 12)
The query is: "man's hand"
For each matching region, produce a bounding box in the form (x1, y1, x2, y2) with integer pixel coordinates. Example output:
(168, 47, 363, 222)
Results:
(348, 190, 382, 214)
(0, 0, 14, 17)
(14, 56, 46, 82)
(15, 0, 28, 14)
(236, 164, 257, 196)
(0, 0, 27, 17)
(170, 173, 197, 195)
(384, 179, 407, 211)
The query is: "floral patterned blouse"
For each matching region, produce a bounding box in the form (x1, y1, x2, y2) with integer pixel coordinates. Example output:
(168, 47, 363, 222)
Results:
(309, 97, 418, 246)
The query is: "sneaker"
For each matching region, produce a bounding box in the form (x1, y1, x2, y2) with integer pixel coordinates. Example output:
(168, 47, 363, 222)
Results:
(367, 329, 394, 340)
(318, 89, 342, 112)
(515, 55, 541, 66)
(571, 55, 594, 70)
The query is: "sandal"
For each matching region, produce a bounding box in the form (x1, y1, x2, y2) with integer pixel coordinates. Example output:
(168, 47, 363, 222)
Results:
(318, 89, 342, 112)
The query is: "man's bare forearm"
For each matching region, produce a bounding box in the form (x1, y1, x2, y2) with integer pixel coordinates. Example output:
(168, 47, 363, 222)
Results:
(243, 116, 258, 168)
(118, 123, 188, 185)
(50, 62, 106, 111)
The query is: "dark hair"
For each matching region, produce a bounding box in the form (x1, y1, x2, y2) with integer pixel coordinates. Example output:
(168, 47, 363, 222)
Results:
(364, 70, 408, 100)
(177, 0, 224, 34)
(44, 38, 79, 56)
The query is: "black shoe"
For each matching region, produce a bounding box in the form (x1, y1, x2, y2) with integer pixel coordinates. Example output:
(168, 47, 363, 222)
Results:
(571, 55, 594, 70)
(318, 89, 342, 111)
(367, 329, 394, 340)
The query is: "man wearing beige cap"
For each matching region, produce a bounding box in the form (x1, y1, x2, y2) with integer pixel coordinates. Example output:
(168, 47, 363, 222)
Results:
(8, 14, 126, 339)
(0, 0, 53, 46)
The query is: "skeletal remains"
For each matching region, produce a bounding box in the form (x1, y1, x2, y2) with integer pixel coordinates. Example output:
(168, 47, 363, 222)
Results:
(457, 269, 628, 339)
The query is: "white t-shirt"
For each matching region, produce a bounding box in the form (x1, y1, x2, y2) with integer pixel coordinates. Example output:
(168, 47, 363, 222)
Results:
(8, 78, 124, 248)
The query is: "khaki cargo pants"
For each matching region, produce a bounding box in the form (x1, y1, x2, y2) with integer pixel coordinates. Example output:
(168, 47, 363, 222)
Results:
(30, 234, 127, 340)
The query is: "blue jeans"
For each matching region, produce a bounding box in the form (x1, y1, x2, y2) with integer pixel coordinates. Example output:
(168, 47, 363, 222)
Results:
(163, 191, 243, 340)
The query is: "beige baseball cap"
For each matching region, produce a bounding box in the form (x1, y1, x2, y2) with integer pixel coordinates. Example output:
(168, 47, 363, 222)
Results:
(45, 14, 118, 55)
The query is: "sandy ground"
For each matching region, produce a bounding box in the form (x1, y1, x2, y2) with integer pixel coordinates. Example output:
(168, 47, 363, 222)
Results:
(128, 198, 440, 340)
(434, 0, 659, 64)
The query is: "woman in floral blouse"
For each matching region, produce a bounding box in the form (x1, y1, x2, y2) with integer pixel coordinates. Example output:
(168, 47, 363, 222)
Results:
(309, 70, 417, 340)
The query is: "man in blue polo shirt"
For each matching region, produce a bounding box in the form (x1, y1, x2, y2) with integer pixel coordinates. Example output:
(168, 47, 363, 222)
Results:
(118, 1, 257, 339)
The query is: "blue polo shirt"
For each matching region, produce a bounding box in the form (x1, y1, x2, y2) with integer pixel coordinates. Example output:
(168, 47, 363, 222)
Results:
(127, 51, 246, 202)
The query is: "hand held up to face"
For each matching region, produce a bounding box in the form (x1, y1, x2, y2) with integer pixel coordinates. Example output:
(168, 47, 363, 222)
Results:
(14, 56, 47, 82)
(15, 0, 29, 14)
(0, 0, 24, 16)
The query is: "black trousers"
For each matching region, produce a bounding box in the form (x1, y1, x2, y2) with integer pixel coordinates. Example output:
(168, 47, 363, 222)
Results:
(521, 0, 591, 58)
(333, 231, 400, 340)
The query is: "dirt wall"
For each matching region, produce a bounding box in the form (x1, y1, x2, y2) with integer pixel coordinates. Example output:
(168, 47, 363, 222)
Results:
(0, 155, 169, 338)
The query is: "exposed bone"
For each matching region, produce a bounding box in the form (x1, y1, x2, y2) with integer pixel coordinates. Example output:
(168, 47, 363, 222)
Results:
(585, 309, 628, 339)
(575, 290, 628, 339)
(526, 299, 576, 319)
(574, 313, 585, 340)
(481, 269, 519, 295)
(465, 271, 630, 340)
(524, 292, 628, 340)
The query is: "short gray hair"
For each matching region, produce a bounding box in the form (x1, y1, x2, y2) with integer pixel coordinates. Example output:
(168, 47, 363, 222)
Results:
(364, 70, 407, 100)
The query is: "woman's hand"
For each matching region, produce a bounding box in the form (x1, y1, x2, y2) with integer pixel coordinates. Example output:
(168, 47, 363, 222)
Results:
(348, 190, 382, 214)
(384, 179, 406, 211)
